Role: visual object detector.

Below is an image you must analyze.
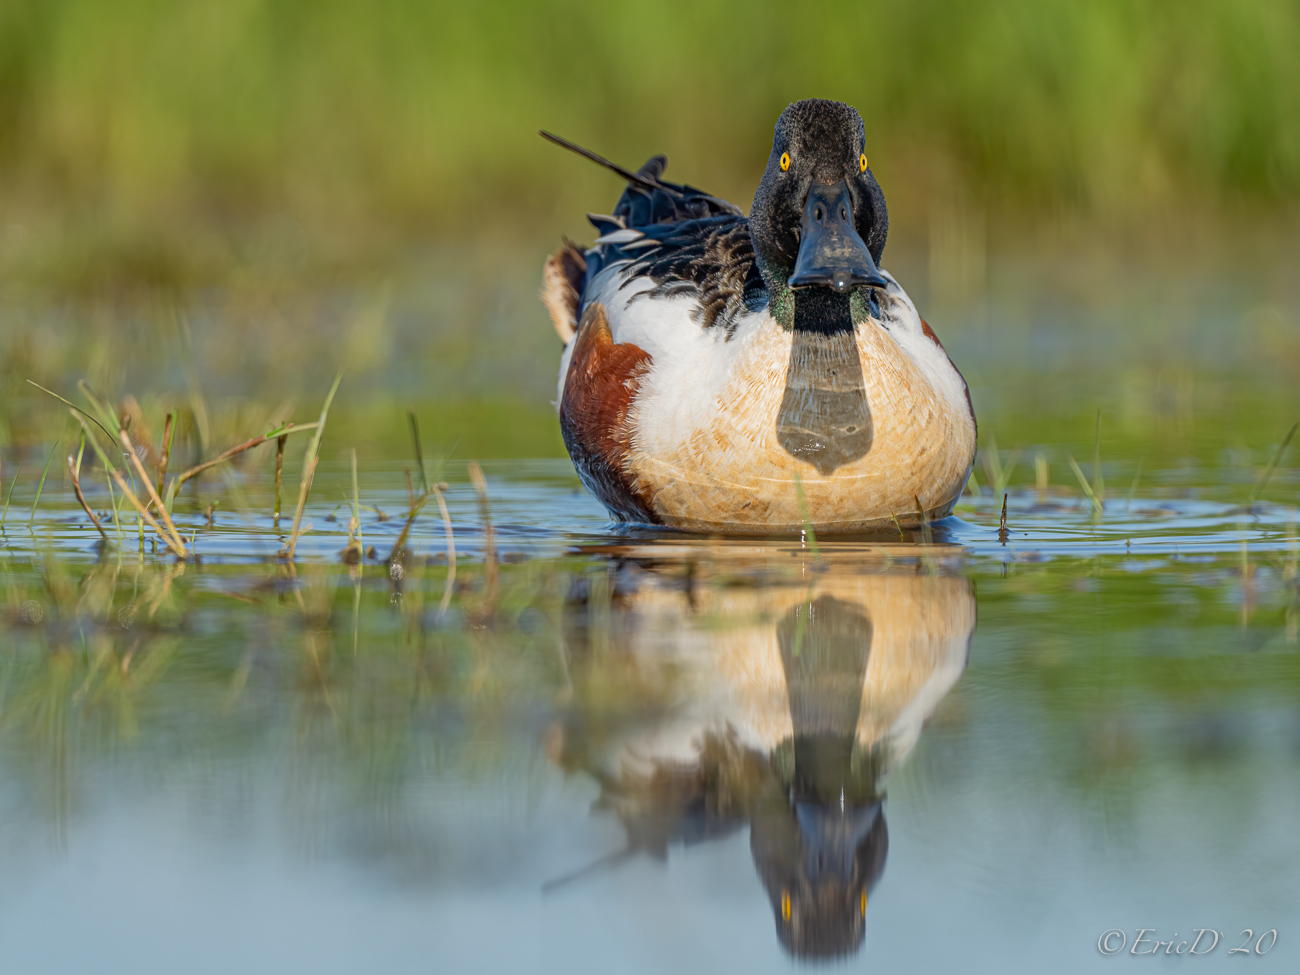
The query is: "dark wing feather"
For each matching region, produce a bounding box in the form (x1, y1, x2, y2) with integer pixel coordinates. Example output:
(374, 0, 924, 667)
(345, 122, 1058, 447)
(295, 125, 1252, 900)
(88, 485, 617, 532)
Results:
(543, 132, 764, 336)
(616, 216, 766, 336)
(611, 173, 742, 228)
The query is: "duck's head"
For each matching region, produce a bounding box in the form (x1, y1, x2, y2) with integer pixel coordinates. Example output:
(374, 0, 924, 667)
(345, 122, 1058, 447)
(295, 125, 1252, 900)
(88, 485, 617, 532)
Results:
(750, 99, 889, 305)
(752, 787, 888, 960)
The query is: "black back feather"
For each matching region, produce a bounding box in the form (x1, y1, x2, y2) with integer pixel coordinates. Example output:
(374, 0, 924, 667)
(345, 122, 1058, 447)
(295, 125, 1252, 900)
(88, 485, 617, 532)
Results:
(541, 130, 761, 337)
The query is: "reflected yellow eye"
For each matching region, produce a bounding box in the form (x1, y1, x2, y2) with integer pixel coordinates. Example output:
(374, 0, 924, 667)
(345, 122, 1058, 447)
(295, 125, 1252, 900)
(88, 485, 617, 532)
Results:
(860, 891, 868, 915)
(860, 153, 868, 173)
(780, 152, 790, 172)
(781, 891, 792, 921)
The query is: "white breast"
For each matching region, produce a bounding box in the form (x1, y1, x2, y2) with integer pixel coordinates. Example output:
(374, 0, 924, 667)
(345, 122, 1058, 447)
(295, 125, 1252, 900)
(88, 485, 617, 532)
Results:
(556, 266, 976, 531)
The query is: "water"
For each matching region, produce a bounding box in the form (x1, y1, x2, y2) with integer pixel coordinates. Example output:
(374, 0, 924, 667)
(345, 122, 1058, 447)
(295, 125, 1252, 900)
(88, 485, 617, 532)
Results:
(0, 455, 1296, 973)
(2, 230, 1298, 973)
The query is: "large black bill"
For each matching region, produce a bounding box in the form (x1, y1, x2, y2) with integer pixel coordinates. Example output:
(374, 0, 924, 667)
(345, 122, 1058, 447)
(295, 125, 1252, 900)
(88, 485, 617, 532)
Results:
(795, 799, 882, 881)
(788, 181, 888, 294)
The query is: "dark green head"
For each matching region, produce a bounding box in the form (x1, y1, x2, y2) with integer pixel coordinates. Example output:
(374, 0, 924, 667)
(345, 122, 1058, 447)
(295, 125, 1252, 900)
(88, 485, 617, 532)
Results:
(750, 99, 889, 306)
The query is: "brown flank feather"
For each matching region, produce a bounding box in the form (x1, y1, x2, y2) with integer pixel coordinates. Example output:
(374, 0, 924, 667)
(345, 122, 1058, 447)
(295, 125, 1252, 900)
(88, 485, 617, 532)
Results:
(920, 316, 977, 432)
(542, 240, 587, 343)
(559, 301, 660, 523)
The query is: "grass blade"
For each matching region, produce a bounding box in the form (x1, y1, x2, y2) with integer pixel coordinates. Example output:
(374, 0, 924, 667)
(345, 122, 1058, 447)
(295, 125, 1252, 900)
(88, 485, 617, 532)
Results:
(120, 428, 187, 554)
(167, 420, 319, 508)
(70, 411, 185, 557)
(431, 486, 456, 614)
(157, 412, 174, 496)
(1092, 409, 1104, 502)
(26, 380, 116, 442)
(792, 472, 821, 558)
(1067, 454, 1102, 516)
(1126, 458, 1144, 512)
(1249, 420, 1298, 510)
(76, 380, 123, 444)
(408, 411, 430, 495)
(344, 447, 363, 563)
(285, 371, 344, 560)
(28, 437, 61, 527)
(69, 434, 108, 540)
(1, 465, 19, 530)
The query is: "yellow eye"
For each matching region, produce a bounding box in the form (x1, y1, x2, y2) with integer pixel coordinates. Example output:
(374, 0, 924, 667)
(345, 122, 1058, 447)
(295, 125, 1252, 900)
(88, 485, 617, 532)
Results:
(781, 891, 792, 921)
(780, 152, 790, 172)
(860, 153, 868, 173)
(860, 891, 868, 915)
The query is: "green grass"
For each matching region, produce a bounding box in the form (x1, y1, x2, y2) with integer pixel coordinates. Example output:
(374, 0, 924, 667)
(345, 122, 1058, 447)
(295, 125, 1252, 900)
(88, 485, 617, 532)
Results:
(1, 0, 1298, 270)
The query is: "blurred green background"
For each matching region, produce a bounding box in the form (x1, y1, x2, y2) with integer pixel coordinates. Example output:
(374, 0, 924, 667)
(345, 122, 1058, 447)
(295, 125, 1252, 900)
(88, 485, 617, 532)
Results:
(1, 0, 1299, 468)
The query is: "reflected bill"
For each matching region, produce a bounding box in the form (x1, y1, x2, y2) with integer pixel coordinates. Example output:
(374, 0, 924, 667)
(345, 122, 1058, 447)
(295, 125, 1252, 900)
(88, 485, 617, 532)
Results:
(547, 551, 976, 959)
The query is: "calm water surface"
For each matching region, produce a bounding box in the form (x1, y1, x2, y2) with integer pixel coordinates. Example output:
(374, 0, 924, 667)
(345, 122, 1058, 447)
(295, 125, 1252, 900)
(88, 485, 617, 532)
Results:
(0, 455, 1296, 974)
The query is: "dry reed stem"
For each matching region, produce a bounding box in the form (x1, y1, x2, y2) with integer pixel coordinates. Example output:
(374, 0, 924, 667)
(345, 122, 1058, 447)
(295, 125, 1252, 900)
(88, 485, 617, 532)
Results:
(343, 447, 362, 563)
(274, 434, 287, 525)
(431, 485, 456, 614)
(285, 372, 343, 560)
(171, 421, 318, 497)
(112, 465, 185, 557)
(71, 413, 186, 557)
(120, 428, 187, 553)
(121, 395, 160, 467)
(68, 455, 108, 540)
(388, 491, 431, 565)
(286, 460, 318, 558)
(156, 412, 174, 496)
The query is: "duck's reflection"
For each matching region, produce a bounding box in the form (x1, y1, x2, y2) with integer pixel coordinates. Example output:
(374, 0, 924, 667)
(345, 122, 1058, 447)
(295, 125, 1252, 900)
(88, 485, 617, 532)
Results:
(549, 551, 976, 960)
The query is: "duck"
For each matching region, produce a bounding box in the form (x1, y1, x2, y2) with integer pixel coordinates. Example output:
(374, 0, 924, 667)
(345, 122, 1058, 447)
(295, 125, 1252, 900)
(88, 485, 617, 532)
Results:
(546, 548, 976, 958)
(542, 98, 976, 534)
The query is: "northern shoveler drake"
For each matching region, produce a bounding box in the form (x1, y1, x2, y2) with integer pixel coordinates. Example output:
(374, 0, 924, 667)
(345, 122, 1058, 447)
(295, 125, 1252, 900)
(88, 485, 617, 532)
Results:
(542, 99, 976, 533)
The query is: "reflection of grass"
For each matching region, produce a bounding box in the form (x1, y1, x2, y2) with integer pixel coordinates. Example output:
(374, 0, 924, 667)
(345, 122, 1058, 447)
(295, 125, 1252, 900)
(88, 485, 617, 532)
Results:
(968, 553, 1300, 795)
(3, 532, 1295, 843)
